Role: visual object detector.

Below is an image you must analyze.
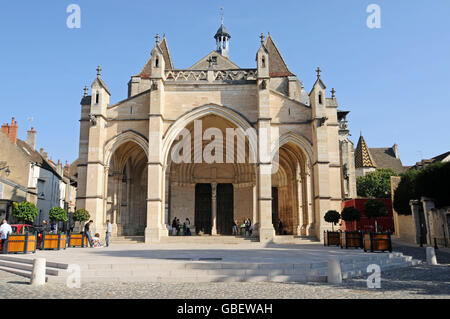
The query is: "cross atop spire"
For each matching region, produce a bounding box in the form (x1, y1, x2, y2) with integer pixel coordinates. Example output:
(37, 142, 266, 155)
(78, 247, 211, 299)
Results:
(83, 86, 89, 97)
(316, 67, 322, 78)
(96, 65, 102, 77)
(155, 33, 160, 44)
(331, 88, 336, 98)
(220, 7, 224, 25)
(260, 33, 265, 45)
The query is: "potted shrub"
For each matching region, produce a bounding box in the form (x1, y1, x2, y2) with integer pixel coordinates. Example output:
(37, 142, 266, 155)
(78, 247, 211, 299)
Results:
(49, 207, 69, 232)
(363, 199, 392, 252)
(73, 208, 90, 232)
(12, 201, 38, 233)
(341, 206, 361, 231)
(364, 199, 388, 232)
(323, 210, 341, 246)
(340, 206, 363, 249)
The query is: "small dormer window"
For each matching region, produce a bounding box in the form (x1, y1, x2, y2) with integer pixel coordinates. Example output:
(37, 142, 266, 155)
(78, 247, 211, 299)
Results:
(155, 57, 159, 68)
(318, 93, 322, 104)
(262, 57, 266, 68)
(95, 91, 100, 104)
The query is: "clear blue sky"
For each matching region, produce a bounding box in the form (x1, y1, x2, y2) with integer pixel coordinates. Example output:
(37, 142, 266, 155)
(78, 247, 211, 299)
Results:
(0, 0, 449, 166)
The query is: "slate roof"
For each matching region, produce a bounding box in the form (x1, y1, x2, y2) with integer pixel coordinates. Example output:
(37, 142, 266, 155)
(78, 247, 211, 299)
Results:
(138, 37, 174, 79)
(369, 147, 405, 173)
(265, 35, 294, 77)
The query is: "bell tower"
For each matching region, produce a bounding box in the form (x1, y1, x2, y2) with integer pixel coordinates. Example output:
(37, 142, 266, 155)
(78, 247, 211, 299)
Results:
(214, 15, 231, 58)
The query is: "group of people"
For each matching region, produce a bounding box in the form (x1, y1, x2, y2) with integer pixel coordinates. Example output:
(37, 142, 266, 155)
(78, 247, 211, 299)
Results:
(232, 218, 253, 237)
(171, 217, 191, 236)
(83, 219, 112, 248)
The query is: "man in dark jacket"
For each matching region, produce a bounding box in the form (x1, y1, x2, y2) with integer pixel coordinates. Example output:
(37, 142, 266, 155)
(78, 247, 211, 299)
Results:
(84, 220, 94, 247)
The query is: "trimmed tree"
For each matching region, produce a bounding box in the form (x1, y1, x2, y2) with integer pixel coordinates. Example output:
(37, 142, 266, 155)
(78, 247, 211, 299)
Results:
(324, 210, 341, 231)
(73, 208, 90, 232)
(364, 199, 388, 232)
(49, 207, 68, 232)
(12, 202, 39, 232)
(341, 206, 361, 231)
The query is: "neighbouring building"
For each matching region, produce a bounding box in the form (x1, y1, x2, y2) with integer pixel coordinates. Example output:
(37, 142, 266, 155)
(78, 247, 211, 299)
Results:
(0, 117, 76, 225)
(354, 134, 405, 177)
(391, 151, 450, 246)
(76, 21, 358, 243)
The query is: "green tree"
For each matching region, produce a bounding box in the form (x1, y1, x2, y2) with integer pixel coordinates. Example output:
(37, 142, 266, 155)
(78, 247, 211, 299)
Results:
(357, 168, 398, 198)
(49, 207, 68, 223)
(364, 199, 388, 232)
(341, 206, 361, 231)
(416, 162, 450, 208)
(73, 208, 90, 223)
(324, 210, 341, 231)
(393, 169, 419, 215)
(12, 202, 38, 232)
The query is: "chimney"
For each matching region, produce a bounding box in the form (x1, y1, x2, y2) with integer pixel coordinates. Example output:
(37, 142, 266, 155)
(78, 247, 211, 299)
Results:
(26, 127, 37, 150)
(39, 148, 48, 160)
(1, 117, 18, 144)
(392, 144, 399, 159)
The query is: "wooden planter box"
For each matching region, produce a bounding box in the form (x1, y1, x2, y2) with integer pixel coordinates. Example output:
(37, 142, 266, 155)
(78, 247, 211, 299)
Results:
(68, 233, 89, 248)
(340, 231, 363, 249)
(1, 233, 37, 254)
(40, 233, 67, 250)
(324, 231, 341, 246)
(363, 232, 392, 252)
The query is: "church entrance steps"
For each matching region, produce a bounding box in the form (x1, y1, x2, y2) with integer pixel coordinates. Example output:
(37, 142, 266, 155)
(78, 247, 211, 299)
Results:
(0, 247, 422, 284)
(160, 236, 259, 244)
(111, 236, 144, 244)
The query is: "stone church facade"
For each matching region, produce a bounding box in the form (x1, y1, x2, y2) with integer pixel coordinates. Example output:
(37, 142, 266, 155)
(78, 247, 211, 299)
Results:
(76, 22, 356, 243)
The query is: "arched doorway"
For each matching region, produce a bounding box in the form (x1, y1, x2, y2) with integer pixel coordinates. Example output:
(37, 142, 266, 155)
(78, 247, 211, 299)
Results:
(105, 140, 148, 236)
(164, 113, 256, 236)
(271, 141, 311, 236)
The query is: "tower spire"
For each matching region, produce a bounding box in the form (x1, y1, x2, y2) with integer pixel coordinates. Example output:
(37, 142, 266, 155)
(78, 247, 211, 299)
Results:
(214, 8, 231, 57)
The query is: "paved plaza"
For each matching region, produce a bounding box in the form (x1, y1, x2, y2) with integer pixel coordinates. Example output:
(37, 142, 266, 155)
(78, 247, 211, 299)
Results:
(0, 238, 449, 299)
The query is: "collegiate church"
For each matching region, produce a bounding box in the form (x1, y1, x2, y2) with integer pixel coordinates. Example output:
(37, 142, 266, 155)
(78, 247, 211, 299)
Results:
(76, 20, 356, 243)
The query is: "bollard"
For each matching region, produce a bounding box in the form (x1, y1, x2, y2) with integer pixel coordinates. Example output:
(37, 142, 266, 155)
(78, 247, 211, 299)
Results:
(327, 258, 342, 284)
(426, 247, 438, 265)
(30, 258, 46, 286)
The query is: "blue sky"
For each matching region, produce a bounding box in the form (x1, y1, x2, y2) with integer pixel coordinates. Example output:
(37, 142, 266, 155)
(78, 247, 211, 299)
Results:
(0, 0, 449, 166)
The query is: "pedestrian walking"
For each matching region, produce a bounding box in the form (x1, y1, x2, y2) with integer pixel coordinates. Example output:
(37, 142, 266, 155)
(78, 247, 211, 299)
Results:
(0, 219, 12, 242)
(105, 220, 112, 247)
(84, 220, 94, 247)
(184, 218, 191, 236)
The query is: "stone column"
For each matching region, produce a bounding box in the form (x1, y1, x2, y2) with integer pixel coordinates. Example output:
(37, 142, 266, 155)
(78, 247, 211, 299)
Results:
(211, 182, 217, 235)
(296, 174, 304, 236)
(305, 166, 315, 236)
(421, 197, 435, 245)
(409, 200, 422, 245)
(252, 183, 259, 237)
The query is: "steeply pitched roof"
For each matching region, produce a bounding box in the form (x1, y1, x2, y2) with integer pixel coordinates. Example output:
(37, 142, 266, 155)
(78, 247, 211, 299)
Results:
(369, 148, 405, 173)
(138, 37, 174, 79)
(355, 135, 376, 168)
(265, 35, 294, 77)
(91, 76, 110, 95)
(189, 50, 239, 70)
